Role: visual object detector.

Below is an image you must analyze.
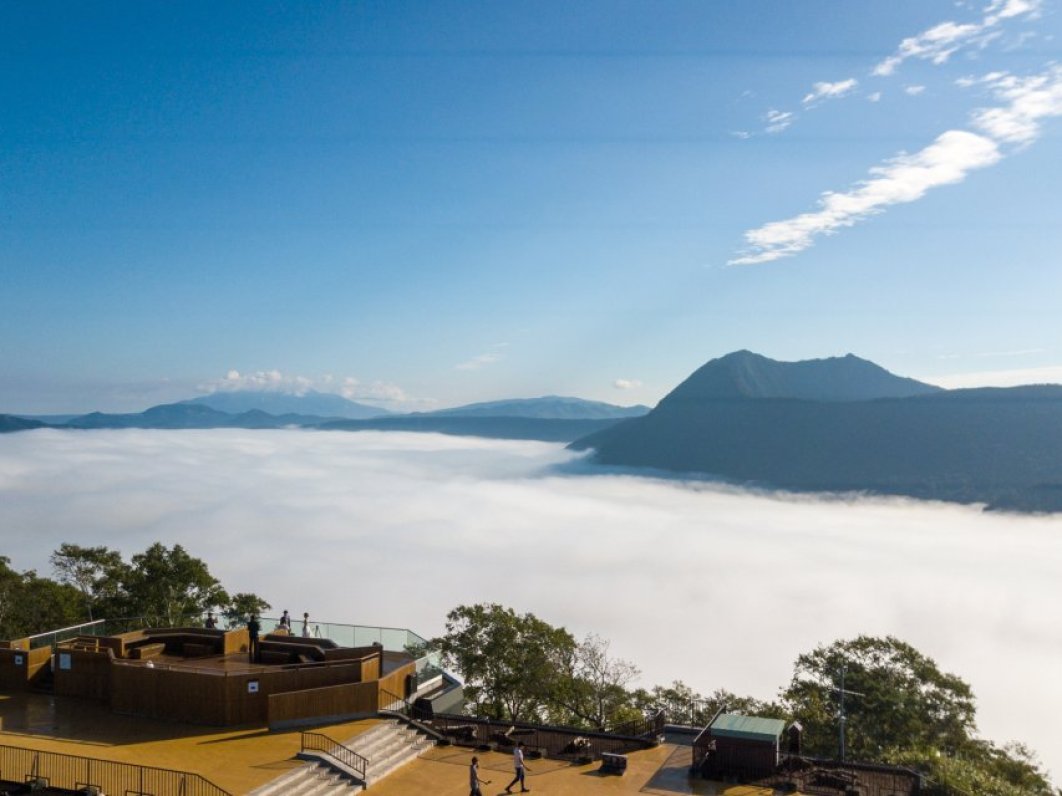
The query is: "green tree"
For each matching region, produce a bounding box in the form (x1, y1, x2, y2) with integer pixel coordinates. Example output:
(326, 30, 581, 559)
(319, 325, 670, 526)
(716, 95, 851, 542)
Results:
(50, 543, 126, 621)
(0, 556, 84, 639)
(123, 543, 230, 625)
(551, 633, 641, 730)
(889, 743, 1056, 796)
(435, 603, 576, 722)
(222, 592, 272, 627)
(630, 681, 783, 727)
(783, 635, 976, 761)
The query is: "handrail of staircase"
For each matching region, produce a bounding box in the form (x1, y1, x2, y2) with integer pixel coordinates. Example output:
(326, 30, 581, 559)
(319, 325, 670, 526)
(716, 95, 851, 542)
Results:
(300, 731, 368, 781)
(378, 688, 448, 742)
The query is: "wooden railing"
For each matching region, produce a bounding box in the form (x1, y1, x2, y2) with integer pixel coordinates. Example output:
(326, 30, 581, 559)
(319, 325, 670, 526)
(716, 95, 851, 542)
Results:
(0, 743, 230, 796)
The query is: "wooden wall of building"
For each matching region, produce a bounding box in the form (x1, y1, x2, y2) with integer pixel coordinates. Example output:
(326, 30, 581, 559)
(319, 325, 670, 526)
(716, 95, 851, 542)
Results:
(377, 660, 415, 701)
(265, 658, 415, 729)
(267, 681, 379, 728)
(0, 646, 51, 690)
(52, 648, 113, 700)
(700, 735, 780, 780)
(109, 655, 383, 726)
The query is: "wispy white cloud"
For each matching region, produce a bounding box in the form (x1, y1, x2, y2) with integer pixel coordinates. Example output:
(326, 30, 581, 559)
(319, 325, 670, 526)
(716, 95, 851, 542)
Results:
(764, 109, 794, 134)
(905, 84, 927, 96)
(456, 343, 508, 371)
(197, 369, 425, 409)
(970, 65, 1062, 144)
(872, 0, 1042, 76)
(203, 369, 315, 395)
(730, 63, 1062, 266)
(867, 91, 883, 102)
(340, 376, 430, 408)
(613, 378, 643, 390)
(729, 130, 1001, 265)
(975, 347, 1046, 358)
(731, 130, 752, 140)
(927, 363, 1062, 388)
(802, 78, 859, 106)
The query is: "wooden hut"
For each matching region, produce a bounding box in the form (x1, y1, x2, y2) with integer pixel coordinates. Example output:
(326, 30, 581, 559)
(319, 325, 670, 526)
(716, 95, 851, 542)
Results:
(696, 712, 786, 780)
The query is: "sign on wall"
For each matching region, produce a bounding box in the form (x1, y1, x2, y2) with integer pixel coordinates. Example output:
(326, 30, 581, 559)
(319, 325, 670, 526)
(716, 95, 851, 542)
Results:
(247, 680, 259, 694)
(59, 653, 72, 670)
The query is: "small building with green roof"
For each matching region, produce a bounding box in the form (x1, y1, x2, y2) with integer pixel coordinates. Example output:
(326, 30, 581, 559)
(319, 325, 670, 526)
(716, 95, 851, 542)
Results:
(695, 711, 787, 780)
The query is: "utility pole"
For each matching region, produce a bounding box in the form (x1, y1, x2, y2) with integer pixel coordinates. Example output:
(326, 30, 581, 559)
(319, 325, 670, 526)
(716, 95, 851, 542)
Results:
(834, 662, 865, 763)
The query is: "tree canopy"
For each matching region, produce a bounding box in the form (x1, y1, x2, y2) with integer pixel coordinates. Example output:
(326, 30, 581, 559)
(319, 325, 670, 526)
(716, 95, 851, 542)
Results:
(435, 602, 577, 722)
(5, 543, 267, 635)
(782, 635, 976, 759)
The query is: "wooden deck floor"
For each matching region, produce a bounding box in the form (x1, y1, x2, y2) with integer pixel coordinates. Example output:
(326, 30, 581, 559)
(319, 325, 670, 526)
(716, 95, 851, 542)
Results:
(369, 742, 776, 795)
(0, 691, 379, 794)
(2, 692, 786, 795)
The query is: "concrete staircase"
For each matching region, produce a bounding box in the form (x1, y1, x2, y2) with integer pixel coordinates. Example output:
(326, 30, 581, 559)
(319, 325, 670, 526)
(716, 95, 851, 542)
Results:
(249, 760, 364, 795)
(347, 719, 437, 785)
(250, 719, 435, 795)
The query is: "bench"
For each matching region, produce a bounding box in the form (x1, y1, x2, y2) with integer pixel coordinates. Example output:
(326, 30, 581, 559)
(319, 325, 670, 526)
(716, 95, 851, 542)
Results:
(129, 643, 166, 660)
(600, 752, 627, 774)
(259, 650, 291, 665)
(182, 642, 215, 657)
(260, 639, 326, 662)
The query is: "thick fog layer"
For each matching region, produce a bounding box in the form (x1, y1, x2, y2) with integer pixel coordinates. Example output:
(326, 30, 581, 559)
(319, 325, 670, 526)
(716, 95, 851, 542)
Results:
(1, 429, 1059, 777)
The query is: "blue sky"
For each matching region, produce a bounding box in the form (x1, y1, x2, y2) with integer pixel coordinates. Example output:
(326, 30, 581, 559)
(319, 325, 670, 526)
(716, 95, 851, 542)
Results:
(3, 0, 1062, 413)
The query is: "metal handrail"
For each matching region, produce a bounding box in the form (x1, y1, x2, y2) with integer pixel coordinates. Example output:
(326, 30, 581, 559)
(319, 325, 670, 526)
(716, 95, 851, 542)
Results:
(421, 711, 661, 761)
(608, 708, 666, 738)
(0, 743, 230, 796)
(300, 731, 368, 781)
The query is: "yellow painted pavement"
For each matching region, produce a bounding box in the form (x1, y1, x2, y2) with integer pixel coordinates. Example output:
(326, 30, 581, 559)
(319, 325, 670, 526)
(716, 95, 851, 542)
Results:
(1, 692, 785, 795)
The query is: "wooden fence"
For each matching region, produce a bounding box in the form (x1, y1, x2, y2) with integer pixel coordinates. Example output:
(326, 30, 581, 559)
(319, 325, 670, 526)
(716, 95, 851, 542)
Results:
(267, 659, 416, 729)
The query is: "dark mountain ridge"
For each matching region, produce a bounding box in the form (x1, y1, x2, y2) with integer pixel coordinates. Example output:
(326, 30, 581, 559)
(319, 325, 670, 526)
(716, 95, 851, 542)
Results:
(2, 399, 632, 442)
(659, 349, 941, 404)
(572, 352, 1062, 512)
(416, 395, 649, 420)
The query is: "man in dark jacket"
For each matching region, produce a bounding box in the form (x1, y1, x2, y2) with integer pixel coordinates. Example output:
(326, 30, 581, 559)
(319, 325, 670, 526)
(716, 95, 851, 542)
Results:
(248, 614, 261, 662)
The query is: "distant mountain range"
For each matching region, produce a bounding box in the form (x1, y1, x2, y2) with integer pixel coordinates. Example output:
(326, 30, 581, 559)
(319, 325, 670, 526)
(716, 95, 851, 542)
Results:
(571, 350, 1062, 512)
(417, 395, 649, 420)
(183, 390, 389, 419)
(1, 392, 647, 442)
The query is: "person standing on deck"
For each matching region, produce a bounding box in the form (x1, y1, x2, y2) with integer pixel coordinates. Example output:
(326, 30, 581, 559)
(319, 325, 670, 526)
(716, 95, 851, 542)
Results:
(279, 610, 291, 632)
(247, 614, 261, 662)
(504, 741, 531, 793)
(469, 755, 490, 795)
(301, 612, 311, 638)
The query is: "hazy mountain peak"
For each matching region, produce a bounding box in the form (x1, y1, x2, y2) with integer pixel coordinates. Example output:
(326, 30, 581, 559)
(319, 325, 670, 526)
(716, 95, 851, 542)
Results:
(184, 389, 390, 419)
(662, 351, 941, 404)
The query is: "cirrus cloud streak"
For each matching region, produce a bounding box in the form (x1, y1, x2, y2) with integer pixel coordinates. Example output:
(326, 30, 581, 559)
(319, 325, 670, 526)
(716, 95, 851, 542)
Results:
(730, 63, 1062, 266)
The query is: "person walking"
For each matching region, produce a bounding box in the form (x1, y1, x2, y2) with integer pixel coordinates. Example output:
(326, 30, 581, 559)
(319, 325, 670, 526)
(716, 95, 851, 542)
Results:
(468, 755, 490, 796)
(504, 741, 531, 793)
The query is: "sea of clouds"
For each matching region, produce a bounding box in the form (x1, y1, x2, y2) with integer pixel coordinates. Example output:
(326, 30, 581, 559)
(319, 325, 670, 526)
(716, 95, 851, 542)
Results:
(1, 429, 1059, 777)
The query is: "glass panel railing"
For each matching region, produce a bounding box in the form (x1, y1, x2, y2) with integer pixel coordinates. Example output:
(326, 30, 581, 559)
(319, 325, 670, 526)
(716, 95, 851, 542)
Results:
(239, 617, 430, 654)
(25, 619, 107, 649)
